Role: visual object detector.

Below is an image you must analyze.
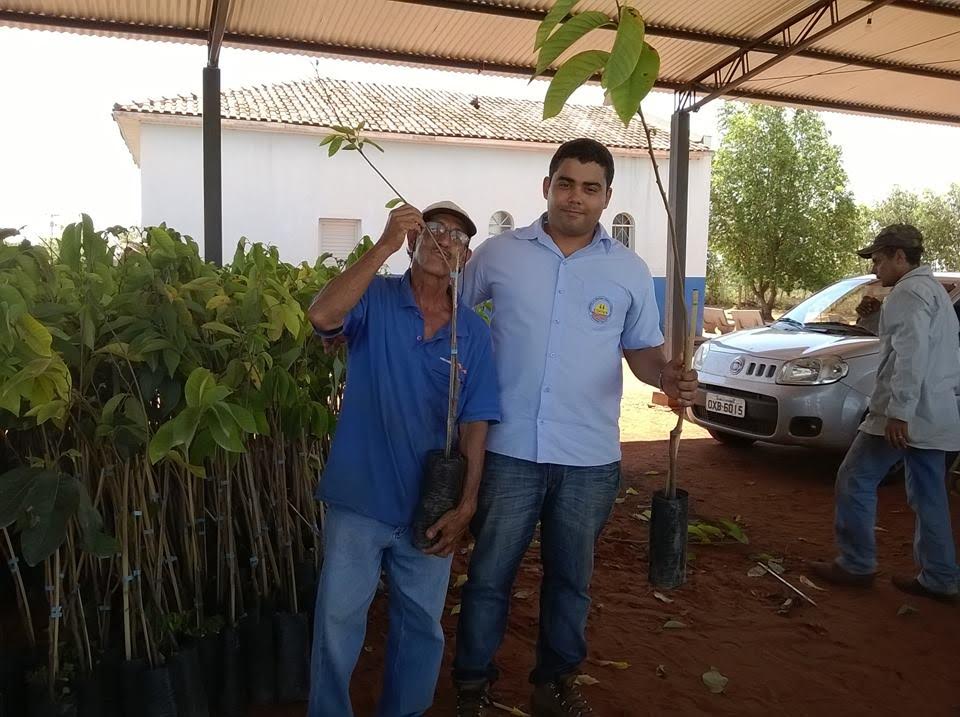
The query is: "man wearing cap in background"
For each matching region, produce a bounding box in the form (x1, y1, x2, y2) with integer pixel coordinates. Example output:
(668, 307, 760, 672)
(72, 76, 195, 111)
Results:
(306, 201, 500, 716)
(812, 224, 960, 604)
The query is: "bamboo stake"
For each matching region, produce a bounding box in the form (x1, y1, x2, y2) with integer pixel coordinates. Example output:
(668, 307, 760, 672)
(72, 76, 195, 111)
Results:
(1, 526, 36, 648)
(666, 290, 699, 499)
(120, 464, 133, 661)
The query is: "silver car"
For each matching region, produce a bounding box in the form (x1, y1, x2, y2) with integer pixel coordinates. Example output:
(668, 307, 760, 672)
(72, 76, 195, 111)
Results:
(689, 273, 960, 450)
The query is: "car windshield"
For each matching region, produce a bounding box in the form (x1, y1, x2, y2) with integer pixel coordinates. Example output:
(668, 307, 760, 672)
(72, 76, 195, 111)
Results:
(781, 277, 886, 335)
(781, 275, 959, 336)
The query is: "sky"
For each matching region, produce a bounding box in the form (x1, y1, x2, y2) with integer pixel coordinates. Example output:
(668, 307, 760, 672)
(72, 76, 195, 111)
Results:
(2, 26, 959, 239)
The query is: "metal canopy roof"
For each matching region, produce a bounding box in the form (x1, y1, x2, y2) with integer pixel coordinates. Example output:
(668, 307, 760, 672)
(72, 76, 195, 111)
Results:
(3, 0, 960, 125)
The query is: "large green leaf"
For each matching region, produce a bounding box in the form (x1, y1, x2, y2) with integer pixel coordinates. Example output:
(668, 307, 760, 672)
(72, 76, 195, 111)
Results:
(17, 313, 52, 357)
(225, 403, 257, 434)
(148, 405, 202, 464)
(543, 50, 609, 120)
(185, 367, 217, 409)
(535, 11, 610, 76)
(21, 473, 81, 566)
(535, 0, 581, 50)
(24, 399, 66, 425)
(602, 6, 645, 90)
(59, 223, 81, 272)
(208, 404, 245, 453)
(607, 42, 660, 125)
(76, 484, 118, 558)
(202, 321, 240, 337)
(0, 466, 41, 528)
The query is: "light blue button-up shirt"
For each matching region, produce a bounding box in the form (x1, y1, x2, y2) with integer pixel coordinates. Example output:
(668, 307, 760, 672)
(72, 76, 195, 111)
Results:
(461, 214, 664, 466)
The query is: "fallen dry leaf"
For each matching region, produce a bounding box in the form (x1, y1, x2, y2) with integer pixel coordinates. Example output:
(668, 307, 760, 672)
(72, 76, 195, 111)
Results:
(614, 497, 625, 504)
(747, 565, 766, 578)
(702, 668, 728, 694)
(574, 674, 599, 686)
(491, 702, 530, 717)
(644, 470, 660, 476)
(594, 660, 630, 670)
(777, 597, 795, 616)
(450, 603, 461, 616)
(897, 604, 919, 617)
(454, 573, 468, 589)
(625, 487, 639, 495)
(514, 589, 531, 600)
(656, 664, 667, 679)
(799, 575, 826, 592)
(874, 525, 888, 532)
(663, 619, 688, 630)
(653, 591, 673, 604)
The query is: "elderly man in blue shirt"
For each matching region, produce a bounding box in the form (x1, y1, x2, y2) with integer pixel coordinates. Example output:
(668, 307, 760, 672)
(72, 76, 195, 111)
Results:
(453, 138, 698, 717)
(307, 201, 500, 717)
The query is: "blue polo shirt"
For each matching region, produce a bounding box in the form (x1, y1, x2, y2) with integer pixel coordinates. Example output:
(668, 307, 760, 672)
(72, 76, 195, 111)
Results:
(461, 214, 663, 466)
(318, 270, 500, 527)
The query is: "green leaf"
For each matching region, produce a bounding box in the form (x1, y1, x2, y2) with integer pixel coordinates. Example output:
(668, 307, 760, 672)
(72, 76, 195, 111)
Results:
(101, 393, 128, 424)
(328, 135, 344, 157)
(24, 399, 67, 425)
(718, 518, 749, 544)
(535, 11, 610, 76)
(59, 223, 81, 272)
(163, 349, 181, 378)
(208, 404, 246, 453)
(149, 227, 178, 259)
(17, 314, 52, 357)
(185, 368, 216, 409)
(95, 343, 143, 361)
(225, 403, 257, 434)
(21, 473, 81, 566)
(543, 50, 609, 120)
(148, 405, 202, 464)
(76, 484, 118, 558)
(607, 42, 660, 125)
(80, 307, 96, 350)
(603, 7, 645, 90)
(0, 466, 41, 528)
(365, 139, 384, 152)
(385, 198, 404, 209)
(318, 134, 335, 147)
(201, 321, 241, 337)
(535, 0, 580, 50)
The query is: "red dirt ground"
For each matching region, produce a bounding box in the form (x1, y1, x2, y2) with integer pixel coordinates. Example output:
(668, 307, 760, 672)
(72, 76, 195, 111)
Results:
(258, 382, 960, 717)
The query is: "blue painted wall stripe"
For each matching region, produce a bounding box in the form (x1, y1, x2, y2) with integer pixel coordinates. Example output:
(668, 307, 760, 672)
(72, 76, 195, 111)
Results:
(651, 276, 707, 335)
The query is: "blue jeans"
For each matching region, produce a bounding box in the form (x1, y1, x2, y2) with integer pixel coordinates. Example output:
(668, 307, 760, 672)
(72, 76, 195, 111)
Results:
(453, 452, 621, 685)
(835, 432, 959, 595)
(308, 505, 453, 717)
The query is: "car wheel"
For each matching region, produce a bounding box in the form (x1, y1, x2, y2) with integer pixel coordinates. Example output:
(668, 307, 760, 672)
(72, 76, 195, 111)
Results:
(707, 429, 756, 448)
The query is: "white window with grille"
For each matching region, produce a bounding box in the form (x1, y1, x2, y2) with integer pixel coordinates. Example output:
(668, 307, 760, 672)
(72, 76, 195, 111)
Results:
(488, 210, 514, 237)
(318, 218, 361, 260)
(612, 212, 634, 249)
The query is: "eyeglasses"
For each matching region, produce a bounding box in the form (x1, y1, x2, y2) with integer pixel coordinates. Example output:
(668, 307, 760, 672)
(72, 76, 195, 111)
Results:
(421, 221, 470, 246)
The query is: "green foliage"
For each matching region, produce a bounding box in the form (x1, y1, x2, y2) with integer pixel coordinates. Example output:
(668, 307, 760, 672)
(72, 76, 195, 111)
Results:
(709, 104, 861, 320)
(0, 216, 354, 674)
(535, 1, 661, 124)
(864, 184, 960, 270)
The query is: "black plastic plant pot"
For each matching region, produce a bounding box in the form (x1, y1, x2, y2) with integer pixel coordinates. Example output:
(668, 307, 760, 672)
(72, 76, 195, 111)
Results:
(93, 649, 123, 717)
(0, 648, 32, 717)
(294, 559, 318, 617)
(412, 450, 465, 550)
(648, 488, 689, 589)
(120, 659, 146, 717)
(140, 666, 178, 717)
(27, 684, 76, 717)
(242, 615, 276, 706)
(75, 673, 104, 717)
(218, 627, 246, 717)
(273, 612, 310, 704)
(196, 633, 221, 714)
(169, 646, 209, 717)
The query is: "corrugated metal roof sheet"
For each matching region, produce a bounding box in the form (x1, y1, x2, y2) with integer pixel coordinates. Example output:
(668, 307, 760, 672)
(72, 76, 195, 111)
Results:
(113, 76, 712, 153)
(3, 0, 960, 124)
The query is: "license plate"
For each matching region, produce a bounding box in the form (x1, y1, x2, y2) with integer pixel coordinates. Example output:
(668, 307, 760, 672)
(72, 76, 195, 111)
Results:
(706, 393, 746, 418)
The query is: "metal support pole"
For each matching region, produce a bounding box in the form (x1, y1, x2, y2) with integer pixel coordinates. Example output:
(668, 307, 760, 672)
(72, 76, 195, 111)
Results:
(664, 108, 690, 360)
(202, 65, 223, 266)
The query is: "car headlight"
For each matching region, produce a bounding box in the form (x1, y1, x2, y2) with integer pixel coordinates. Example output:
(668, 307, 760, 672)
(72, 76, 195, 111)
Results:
(692, 341, 711, 371)
(776, 356, 848, 385)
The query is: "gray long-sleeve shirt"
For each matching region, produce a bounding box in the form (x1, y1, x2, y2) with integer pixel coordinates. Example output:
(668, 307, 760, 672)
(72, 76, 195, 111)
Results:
(860, 265, 960, 451)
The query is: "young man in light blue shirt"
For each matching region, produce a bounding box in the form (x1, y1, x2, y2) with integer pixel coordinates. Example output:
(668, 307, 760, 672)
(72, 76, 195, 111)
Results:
(307, 202, 500, 717)
(453, 139, 698, 716)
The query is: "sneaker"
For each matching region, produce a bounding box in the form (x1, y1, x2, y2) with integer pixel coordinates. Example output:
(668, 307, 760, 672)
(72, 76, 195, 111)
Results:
(456, 681, 490, 717)
(531, 674, 594, 717)
(891, 575, 958, 605)
(808, 560, 875, 587)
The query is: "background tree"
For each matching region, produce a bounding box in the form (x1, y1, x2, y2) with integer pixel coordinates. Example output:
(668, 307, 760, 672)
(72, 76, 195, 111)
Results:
(866, 184, 960, 270)
(709, 103, 861, 320)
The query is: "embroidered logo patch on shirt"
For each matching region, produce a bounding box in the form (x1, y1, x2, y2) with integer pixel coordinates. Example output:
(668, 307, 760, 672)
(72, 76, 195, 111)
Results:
(589, 296, 613, 324)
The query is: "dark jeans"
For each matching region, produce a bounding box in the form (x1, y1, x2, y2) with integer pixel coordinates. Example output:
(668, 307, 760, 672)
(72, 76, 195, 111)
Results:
(453, 451, 621, 686)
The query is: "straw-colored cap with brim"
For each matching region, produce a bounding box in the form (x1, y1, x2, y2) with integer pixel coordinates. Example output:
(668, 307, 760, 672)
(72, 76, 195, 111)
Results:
(422, 200, 477, 239)
(856, 224, 923, 259)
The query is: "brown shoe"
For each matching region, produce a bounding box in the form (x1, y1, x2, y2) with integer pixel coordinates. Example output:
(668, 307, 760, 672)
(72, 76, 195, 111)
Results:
(891, 575, 959, 605)
(456, 681, 490, 717)
(531, 674, 594, 717)
(809, 560, 875, 587)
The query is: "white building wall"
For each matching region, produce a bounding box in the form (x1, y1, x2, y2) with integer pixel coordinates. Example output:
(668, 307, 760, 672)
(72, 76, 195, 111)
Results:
(138, 121, 710, 285)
